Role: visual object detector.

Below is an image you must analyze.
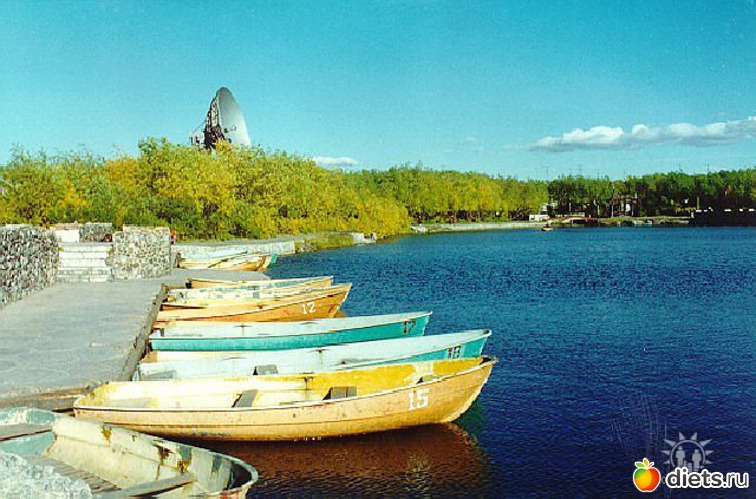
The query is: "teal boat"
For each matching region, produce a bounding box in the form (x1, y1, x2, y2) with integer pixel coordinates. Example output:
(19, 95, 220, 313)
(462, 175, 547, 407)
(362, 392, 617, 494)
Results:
(136, 329, 490, 380)
(150, 311, 432, 351)
(0, 407, 257, 497)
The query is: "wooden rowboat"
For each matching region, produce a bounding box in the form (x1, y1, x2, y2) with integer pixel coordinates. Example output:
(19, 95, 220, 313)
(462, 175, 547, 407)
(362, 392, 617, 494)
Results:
(160, 283, 352, 310)
(149, 311, 431, 351)
(187, 275, 333, 290)
(155, 284, 351, 325)
(178, 253, 276, 271)
(136, 329, 490, 380)
(75, 357, 496, 441)
(0, 407, 257, 497)
(164, 281, 339, 307)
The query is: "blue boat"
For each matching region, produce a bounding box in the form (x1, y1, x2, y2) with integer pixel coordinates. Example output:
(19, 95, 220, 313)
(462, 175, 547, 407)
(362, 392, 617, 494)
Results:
(149, 311, 432, 351)
(136, 329, 490, 380)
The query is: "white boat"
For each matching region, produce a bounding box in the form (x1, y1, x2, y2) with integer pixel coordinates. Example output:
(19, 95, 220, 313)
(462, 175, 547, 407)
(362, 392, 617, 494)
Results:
(135, 330, 491, 380)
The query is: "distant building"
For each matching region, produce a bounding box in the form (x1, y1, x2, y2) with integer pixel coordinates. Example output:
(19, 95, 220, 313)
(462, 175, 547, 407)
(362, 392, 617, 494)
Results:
(529, 214, 549, 221)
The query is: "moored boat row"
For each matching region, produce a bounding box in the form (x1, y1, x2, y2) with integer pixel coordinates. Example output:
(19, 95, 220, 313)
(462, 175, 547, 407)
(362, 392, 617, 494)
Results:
(74, 265, 495, 451)
(76, 275, 495, 442)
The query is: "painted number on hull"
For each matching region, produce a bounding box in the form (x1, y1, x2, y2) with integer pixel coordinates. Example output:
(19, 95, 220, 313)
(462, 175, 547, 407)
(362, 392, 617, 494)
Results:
(301, 301, 316, 314)
(408, 388, 429, 411)
(446, 345, 461, 359)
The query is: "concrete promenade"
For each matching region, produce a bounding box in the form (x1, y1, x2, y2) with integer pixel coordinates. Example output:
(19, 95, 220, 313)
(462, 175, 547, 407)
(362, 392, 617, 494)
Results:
(0, 269, 266, 410)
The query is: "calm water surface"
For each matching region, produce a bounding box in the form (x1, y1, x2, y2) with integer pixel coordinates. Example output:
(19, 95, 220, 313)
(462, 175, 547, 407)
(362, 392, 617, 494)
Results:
(215, 228, 755, 497)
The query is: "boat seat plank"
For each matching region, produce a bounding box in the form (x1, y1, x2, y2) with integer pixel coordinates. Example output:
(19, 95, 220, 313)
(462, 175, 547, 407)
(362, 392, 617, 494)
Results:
(138, 369, 176, 381)
(98, 473, 196, 498)
(0, 423, 52, 441)
(233, 390, 258, 407)
(253, 364, 278, 375)
(324, 386, 357, 400)
(25, 455, 119, 493)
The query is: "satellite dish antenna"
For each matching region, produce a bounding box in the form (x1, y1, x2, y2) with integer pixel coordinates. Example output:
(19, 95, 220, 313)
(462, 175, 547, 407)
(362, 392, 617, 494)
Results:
(190, 87, 251, 149)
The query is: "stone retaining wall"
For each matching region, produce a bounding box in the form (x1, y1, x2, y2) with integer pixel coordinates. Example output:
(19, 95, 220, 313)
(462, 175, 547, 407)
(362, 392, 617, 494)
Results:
(0, 225, 58, 308)
(112, 226, 171, 280)
(79, 222, 113, 242)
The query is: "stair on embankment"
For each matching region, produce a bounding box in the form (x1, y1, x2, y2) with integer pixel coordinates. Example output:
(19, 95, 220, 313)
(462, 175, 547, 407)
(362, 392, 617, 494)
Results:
(56, 243, 114, 283)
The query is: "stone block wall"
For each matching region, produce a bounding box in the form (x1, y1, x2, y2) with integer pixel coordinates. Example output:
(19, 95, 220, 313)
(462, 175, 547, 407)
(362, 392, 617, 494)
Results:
(0, 225, 58, 308)
(112, 226, 171, 280)
(79, 222, 113, 242)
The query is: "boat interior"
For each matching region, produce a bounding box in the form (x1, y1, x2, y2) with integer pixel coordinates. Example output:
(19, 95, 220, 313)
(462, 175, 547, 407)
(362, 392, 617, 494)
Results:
(0, 408, 255, 497)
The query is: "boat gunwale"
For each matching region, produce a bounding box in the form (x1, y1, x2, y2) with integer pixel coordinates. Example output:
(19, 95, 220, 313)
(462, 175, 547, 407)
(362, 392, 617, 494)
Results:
(185, 275, 334, 288)
(75, 357, 497, 414)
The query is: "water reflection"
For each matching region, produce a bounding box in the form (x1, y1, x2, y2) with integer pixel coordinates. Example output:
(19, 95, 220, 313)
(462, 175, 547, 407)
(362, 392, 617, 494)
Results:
(198, 424, 498, 497)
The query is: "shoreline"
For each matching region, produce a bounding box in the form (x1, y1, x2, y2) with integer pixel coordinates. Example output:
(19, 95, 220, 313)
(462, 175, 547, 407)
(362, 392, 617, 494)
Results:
(173, 216, 752, 257)
(411, 217, 690, 234)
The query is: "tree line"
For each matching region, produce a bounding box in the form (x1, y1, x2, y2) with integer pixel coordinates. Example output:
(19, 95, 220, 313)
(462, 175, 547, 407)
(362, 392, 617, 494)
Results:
(548, 169, 756, 217)
(0, 139, 753, 239)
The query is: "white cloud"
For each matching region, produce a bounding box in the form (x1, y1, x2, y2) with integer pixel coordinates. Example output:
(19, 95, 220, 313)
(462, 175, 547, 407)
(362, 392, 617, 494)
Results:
(526, 116, 756, 152)
(312, 155, 360, 167)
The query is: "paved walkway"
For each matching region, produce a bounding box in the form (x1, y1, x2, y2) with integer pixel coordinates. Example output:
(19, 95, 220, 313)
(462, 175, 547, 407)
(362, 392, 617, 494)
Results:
(0, 269, 266, 410)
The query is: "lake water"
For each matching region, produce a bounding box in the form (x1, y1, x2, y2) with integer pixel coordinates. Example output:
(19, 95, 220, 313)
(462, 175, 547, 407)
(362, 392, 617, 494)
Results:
(216, 228, 756, 497)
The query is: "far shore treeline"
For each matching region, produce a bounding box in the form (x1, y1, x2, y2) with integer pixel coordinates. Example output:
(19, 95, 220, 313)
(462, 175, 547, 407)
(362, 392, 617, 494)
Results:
(0, 139, 754, 239)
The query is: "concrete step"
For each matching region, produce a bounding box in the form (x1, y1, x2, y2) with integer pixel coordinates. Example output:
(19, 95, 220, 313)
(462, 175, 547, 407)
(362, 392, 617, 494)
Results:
(55, 274, 112, 283)
(55, 267, 114, 283)
(59, 243, 113, 253)
(58, 257, 111, 268)
(59, 250, 110, 259)
(56, 267, 113, 275)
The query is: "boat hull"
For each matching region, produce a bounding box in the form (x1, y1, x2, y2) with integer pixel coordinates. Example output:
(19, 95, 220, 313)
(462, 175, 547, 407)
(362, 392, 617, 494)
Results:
(138, 329, 487, 379)
(150, 311, 431, 351)
(76, 359, 496, 441)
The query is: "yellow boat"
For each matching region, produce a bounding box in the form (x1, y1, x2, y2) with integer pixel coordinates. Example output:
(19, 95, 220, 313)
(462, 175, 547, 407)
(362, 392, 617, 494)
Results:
(178, 254, 275, 271)
(155, 284, 351, 325)
(163, 282, 343, 309)
(188, 276, 333, 290)
(74, 357, 496, 441)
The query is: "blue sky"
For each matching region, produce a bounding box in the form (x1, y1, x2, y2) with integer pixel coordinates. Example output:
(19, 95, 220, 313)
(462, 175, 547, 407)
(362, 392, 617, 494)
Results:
(2, 0, 755, 179)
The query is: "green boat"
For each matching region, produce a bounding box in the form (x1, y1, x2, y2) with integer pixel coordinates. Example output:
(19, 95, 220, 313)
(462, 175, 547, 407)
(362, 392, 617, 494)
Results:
(0, 407, 257, 497)
(137, 329, 491, 380)
(150, 311, 432, 351)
